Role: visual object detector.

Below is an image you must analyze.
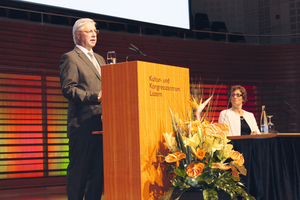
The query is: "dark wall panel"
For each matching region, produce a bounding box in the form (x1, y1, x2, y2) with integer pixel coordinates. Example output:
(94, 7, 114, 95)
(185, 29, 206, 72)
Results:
(0, 18, 299, 132)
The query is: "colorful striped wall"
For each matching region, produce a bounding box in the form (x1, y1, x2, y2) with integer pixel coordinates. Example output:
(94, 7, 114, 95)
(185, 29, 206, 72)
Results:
(0, 74, 68, 181)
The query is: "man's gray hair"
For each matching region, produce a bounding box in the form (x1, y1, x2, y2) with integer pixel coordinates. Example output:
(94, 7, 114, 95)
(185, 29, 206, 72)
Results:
(72, 18, 96, 45)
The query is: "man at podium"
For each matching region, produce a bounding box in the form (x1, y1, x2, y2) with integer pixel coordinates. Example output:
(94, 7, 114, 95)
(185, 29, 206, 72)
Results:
(59, 18, 106, 200)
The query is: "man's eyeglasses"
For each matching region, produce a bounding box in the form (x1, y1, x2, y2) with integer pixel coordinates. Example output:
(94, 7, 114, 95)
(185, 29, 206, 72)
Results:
(79, 30, 99, 34)
(231, 93, 243, 97)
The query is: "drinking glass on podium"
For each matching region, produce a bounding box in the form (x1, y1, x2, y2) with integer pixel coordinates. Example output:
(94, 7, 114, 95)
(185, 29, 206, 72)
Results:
(107, 51, 116, 64)
(267, 115, 275, 133)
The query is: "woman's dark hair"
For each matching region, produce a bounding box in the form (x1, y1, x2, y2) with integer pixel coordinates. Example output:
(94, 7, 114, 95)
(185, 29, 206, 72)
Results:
(230, 85, 247, 103)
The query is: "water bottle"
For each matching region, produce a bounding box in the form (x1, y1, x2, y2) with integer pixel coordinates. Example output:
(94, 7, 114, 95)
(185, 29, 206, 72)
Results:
(260, 105, 269, 134)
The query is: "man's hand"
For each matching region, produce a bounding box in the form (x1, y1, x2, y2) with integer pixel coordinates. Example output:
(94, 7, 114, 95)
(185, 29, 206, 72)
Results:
(98, 90, 102, 102)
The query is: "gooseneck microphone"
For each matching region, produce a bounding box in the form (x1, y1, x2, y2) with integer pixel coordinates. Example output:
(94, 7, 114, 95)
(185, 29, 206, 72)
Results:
(126, 44, 166, 64)
(129, 44, 145, 56)
(284, 101, 300, 116)
(128, 47, 138, 53)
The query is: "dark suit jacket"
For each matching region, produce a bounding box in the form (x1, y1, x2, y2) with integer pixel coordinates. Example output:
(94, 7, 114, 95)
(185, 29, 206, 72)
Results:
(59, 47, 106, 138)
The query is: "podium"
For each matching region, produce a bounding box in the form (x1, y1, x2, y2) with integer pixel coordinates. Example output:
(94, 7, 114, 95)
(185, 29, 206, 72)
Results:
(102, 61, 190, 200)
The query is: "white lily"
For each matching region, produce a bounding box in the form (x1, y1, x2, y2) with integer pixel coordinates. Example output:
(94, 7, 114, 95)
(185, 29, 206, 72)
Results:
(183, 133, 200, 149)
(163, 132, 177, 152)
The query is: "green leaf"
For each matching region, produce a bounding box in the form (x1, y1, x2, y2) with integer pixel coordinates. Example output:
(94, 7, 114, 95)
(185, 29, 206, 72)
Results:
(186, 146, 192, 165)
(203, 188, 218, 200)
(173, 188, 188, 200)
(174, 168, 186, 177)
(159, 187, 175, 200)
(169, 109, 177, 133)
(204, 178, 214, 185)
(171, 177, 184, 187)
(178, 183, 190, 189)
(177, 130, 187, 155)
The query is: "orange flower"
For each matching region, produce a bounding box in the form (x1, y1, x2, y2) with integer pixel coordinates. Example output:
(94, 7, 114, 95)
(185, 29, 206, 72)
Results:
(230, 151, 244, 166)
(211, 163, 231, 170)
(204, 123, 230, 138)
(165, 152, 186, 167)
(231, 161, 247, 176)
(231, 166, 239, 181)
(186, 162, 205, 177)
(195, 147, 207, 160)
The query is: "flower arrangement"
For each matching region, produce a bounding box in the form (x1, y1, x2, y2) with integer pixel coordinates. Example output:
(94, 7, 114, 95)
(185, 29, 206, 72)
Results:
(158, 96, 255, 200)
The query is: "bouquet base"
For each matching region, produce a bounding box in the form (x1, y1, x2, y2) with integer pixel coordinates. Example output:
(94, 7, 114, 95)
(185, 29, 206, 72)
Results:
(172, 188, 232, 200)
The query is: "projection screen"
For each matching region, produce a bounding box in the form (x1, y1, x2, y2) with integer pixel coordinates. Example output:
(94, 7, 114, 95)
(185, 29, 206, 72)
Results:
(16, 0, 190, 29)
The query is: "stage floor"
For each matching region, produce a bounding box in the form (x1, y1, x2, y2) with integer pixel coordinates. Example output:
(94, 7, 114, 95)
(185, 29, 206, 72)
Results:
(1, 194, 105, 200)
(0, 186, 104, 200)
(1, 194, 67, 200)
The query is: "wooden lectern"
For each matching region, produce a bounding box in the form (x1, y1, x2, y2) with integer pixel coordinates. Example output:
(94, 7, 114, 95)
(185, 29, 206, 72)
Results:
(102, 61, 190, 200)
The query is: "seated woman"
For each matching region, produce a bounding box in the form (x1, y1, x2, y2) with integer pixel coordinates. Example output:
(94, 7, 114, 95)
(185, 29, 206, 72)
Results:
(218, 85, 261, 136)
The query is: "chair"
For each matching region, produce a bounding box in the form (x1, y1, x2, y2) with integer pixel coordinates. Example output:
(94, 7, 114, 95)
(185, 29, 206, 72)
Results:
(194, 13, 211, 40)
(211, 21, 228, 41)
(194, 13, 209, 30)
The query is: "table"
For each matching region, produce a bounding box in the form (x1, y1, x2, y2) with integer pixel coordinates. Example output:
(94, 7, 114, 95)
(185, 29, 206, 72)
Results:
(228, 133, 300, 200)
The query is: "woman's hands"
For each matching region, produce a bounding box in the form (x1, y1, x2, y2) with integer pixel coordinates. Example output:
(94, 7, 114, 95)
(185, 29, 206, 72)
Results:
(250, 131, 257, 135)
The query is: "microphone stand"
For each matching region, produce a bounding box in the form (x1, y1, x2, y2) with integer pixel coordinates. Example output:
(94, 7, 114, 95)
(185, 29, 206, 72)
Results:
(126, 54, 140, 62)
(284, 101, 300, 116)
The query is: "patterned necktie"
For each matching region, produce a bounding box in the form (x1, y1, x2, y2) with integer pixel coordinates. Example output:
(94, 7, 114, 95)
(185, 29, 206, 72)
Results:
(88, 52, 101, 76)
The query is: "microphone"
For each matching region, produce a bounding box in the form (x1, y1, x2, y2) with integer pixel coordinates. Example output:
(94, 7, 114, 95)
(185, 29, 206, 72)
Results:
(126, 44, 166, 64)
(130, 44, 142, 53)
(128, 47, 139, 54)
(284, 101, 300, 116)
(130, 43, 139, 50)
(129, 43, 146, 56)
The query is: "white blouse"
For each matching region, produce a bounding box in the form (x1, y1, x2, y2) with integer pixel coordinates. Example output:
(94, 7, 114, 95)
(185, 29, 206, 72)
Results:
(218, 108, 261, 136)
